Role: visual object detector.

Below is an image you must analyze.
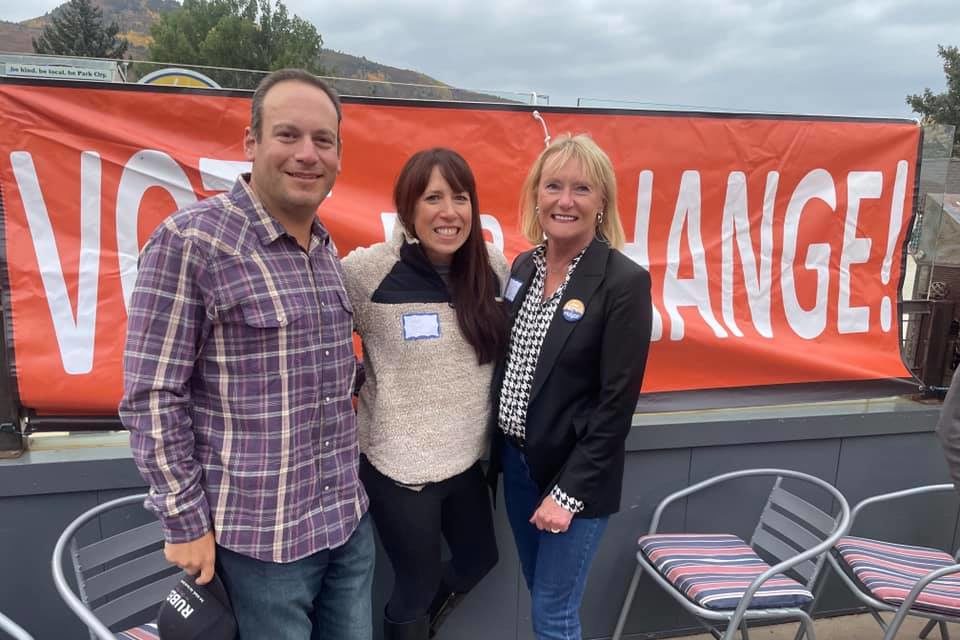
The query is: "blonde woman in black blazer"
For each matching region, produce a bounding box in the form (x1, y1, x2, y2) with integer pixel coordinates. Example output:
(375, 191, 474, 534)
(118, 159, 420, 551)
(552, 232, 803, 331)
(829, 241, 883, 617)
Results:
(489, 133, 652, 640)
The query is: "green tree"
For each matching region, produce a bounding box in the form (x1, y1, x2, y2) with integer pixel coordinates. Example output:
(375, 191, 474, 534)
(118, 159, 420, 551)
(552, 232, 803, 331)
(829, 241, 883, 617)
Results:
(147, 0, 325, 89)
(907, 45, 960, 156)
(32, 0, 130, 59)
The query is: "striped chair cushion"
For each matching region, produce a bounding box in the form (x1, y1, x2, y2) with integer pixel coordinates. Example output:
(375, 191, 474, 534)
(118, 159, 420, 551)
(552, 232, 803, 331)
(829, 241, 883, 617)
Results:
(115, 623, 159, 639)
(639, 533, 814, 610)
(835, 536, 960, 617)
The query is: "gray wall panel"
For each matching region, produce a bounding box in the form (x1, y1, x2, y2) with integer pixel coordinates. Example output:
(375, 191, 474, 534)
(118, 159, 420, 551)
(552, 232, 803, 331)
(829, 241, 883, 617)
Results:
(0, 492, 99, 639)
(835, 433, 954, 546)
(686, 440, 842, 540)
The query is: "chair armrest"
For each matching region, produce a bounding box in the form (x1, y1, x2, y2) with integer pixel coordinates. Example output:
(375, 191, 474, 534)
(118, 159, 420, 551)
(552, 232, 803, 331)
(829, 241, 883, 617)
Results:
(733, 502, 850, 625)
(904, 562, 960, 605)
(882, 561, 960, 640)
(848, 484, 955, 530)
(648, 468, 849, 536)
(51, 493, 150, 640)
(0, 611, 33, 640)
(683, 470, 852, 630)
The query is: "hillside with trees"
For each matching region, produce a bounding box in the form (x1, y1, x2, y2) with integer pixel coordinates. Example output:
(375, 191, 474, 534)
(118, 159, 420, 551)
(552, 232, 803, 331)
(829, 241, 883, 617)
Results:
(0, 0, 509, 102)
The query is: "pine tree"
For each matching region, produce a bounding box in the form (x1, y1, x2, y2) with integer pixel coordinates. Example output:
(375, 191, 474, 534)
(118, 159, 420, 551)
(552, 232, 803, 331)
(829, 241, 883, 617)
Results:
(148, 0, 324, 88)
(32, 0, 130, 59)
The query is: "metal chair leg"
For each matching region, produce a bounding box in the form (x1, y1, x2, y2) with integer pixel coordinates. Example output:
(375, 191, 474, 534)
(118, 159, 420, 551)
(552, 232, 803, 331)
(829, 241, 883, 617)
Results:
(869, 609, 888, 630)
(919, 619, 937, 639)
(794, 565, 830, 640)
(796, 610, 817, 640)
(939, 620, 950, 640)
(884, 606, 914, 640)
(612, 563, 644, 640)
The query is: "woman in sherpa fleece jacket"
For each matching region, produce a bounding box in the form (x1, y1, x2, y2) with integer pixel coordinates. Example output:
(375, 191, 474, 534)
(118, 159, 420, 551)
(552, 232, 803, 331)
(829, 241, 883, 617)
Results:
(341, 148, 509, 640)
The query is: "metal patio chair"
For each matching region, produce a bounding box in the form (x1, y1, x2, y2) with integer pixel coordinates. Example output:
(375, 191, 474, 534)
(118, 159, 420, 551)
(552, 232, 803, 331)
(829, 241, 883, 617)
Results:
(819, 483, 960, 640)
(52, 492, 178, 640)
(612, 468, 851, 640)
(0, 611, 33, 640)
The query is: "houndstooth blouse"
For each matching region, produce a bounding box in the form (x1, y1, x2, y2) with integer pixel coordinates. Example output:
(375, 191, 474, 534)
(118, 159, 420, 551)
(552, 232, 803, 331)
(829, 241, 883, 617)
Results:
(498, 245, 586, 514)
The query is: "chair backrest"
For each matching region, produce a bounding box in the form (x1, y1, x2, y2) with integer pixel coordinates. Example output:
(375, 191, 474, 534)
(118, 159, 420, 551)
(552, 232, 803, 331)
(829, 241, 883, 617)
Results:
(0, 610, 33, 640)
(748, 476, 843, 589)
(52, 493, 180, 639)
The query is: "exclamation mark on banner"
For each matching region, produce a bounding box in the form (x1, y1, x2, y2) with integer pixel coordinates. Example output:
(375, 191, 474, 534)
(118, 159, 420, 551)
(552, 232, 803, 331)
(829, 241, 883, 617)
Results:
(880, 160, 909, 332)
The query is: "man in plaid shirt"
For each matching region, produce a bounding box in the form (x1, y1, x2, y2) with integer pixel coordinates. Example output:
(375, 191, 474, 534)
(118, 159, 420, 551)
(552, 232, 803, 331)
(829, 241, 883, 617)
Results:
(120, 69, 373, 639)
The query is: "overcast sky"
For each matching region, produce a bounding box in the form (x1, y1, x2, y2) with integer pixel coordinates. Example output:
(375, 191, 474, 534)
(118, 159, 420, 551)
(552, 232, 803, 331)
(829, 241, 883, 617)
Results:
(1, 0, 957, 117)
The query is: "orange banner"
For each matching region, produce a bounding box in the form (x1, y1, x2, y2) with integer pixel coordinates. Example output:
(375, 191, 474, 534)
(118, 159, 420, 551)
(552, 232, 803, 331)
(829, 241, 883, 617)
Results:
(0, 80, 919, 414)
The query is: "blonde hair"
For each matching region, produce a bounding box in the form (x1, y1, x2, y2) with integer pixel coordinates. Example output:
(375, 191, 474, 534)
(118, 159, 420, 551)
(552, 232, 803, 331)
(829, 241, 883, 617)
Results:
(519, 133, 625, 250)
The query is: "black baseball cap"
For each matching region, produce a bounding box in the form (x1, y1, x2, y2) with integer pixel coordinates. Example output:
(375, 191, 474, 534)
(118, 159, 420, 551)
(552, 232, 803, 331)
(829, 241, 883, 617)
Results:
(157, 572, 237, 640)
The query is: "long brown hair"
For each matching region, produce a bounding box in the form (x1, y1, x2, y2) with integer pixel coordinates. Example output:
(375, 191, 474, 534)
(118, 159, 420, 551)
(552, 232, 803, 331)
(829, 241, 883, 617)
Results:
(394, 148, 507, 364)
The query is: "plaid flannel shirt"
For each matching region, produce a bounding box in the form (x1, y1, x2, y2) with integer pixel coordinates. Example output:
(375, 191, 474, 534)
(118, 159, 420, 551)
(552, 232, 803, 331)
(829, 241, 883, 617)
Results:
(120, 177, 367, 562)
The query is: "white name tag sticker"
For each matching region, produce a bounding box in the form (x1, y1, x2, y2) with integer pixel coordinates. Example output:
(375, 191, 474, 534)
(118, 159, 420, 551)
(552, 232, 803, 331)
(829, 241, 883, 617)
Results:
(402, 313, 441, 340)
(504, 278, 523, 302)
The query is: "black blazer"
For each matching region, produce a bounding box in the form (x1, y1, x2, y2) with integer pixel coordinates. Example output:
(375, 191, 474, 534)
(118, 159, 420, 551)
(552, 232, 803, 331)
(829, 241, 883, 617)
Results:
(488, 237, 652, 518)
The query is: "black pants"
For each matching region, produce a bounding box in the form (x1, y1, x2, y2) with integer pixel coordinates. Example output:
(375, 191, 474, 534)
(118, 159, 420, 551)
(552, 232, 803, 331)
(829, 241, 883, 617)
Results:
(360, 455, 499, 622)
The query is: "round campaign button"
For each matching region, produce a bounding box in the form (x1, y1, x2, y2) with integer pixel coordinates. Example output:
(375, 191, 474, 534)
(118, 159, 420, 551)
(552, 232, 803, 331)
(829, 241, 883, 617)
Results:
(562, 298, 585, 322)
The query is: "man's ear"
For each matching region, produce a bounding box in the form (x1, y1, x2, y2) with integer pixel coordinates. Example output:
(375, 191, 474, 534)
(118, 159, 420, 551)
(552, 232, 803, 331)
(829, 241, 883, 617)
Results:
(243, 126, 256, 160)
(337, 133, 344, 174)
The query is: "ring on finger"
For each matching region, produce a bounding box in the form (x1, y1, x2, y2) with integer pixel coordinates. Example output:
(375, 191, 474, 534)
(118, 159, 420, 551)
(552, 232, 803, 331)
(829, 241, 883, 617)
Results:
(549, 528, 561, 534)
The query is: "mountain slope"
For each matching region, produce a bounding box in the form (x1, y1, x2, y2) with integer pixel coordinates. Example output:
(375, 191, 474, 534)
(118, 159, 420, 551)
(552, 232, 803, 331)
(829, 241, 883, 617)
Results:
(0, 0, 509, 102)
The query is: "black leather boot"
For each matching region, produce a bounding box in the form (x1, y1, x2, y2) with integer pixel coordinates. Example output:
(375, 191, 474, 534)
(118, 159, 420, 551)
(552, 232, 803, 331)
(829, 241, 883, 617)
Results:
(427, 589, 465, 638)
(384, 612, 430, 640)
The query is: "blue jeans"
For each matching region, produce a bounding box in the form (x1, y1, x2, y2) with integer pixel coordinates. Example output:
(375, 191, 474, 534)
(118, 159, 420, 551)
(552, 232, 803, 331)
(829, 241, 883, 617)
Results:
(501, 441, 609, 640)
(216, 515, 375, 640)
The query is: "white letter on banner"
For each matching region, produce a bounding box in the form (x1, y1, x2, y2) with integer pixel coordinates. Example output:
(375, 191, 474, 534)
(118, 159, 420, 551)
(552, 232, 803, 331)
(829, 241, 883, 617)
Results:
(880, 161, 909, 332)
(11, 151, 101, 374)
(662, 171, 727, 341)
(781, 169, 836, 340)
(116, 150, 197, 309)
(480, 214, 504, 251)
(838, 171, 880, 334)
(720, 171, 776, 338)
(199, 158, 251, 192)
(622, 170, 664, 341)
(381, 212, 397, 240)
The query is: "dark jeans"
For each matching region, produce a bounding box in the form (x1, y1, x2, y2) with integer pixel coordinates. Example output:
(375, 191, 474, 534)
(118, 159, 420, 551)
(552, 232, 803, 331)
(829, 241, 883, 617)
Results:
(215, 515, 375, 640)
(360, 455, 499, 622)
(502, 441, 608, 640)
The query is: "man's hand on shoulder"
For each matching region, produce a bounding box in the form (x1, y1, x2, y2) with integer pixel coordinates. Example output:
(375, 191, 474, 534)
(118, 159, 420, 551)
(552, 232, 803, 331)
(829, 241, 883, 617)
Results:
(165, 530, 216, 585)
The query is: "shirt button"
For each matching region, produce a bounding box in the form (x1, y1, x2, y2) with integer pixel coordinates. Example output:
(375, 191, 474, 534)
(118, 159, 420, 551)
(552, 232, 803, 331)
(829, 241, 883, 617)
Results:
(276, 312, 285, 322)
(324, 485, 330, 491)
(325, 350, 330, 356)
(325, 441, 330, 447)
(325, 396, 331, 403)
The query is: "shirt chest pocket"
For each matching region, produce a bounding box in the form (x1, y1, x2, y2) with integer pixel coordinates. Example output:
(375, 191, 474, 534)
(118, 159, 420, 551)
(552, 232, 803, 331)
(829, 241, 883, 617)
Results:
(216, 276, 310, 338)
(212, 293, 309, 378)
(239, 294, 305, 329)
(214, 256, 309, 328)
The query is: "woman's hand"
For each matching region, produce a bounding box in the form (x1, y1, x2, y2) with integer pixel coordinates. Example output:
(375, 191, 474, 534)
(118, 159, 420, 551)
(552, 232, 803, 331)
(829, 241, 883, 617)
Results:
(529, 495, 574, 533)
